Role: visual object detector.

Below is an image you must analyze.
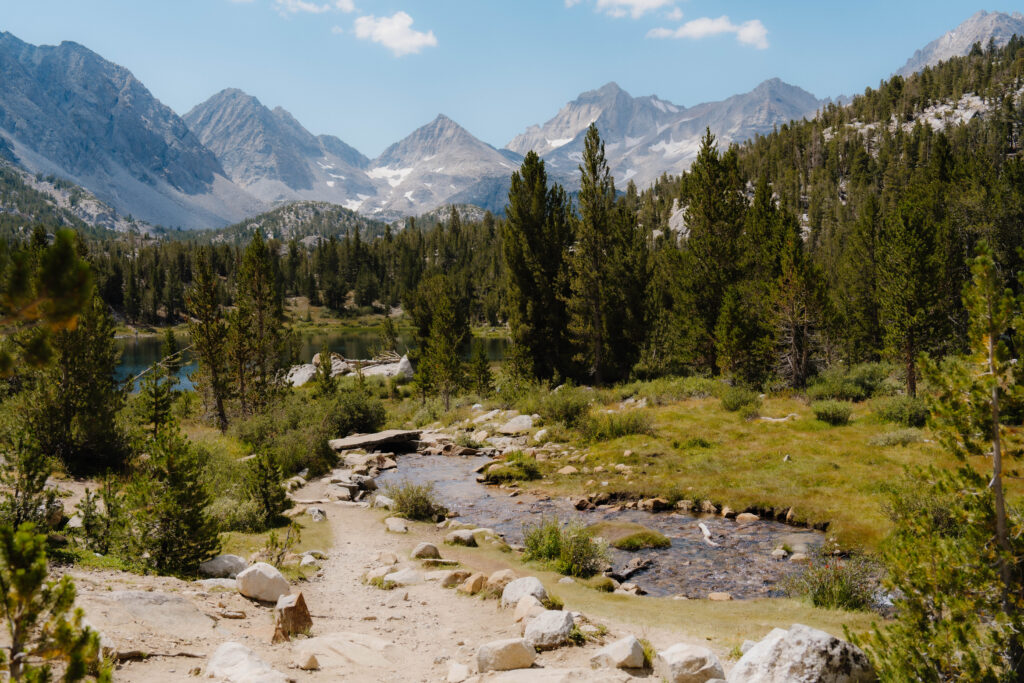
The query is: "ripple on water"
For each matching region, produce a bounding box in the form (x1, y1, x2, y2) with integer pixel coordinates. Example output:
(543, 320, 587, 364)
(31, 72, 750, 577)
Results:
(377, 454, 824, 598)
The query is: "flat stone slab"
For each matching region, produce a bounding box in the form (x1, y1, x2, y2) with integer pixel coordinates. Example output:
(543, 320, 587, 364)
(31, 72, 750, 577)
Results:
(329, 430, 421, 452)
(292, 632, 398, 671)
(78, 590, 216, 654)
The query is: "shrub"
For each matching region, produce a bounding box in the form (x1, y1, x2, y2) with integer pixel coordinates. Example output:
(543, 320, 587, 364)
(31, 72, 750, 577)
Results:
(812, 400, 853, 426)
(483, 451, 541, 483)
(591, 576, 616, 592)
(876, 396, 928, 427)
(720, 386, 761, 413)
(522, 517, 609, 578)
(807, 362, 893, 402)
(589, 521, 671, 551)
(245, 454, 292, 530)
(384, 480, 447, 521)
(538, 386, 591, 427)
(579, 412, 653, 441)
(868, 429, 924, 448)
(784, 551, 879, 611)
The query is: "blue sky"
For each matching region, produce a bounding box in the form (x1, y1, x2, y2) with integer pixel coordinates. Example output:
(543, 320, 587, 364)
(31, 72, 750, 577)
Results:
(0, 1, 1009, 156)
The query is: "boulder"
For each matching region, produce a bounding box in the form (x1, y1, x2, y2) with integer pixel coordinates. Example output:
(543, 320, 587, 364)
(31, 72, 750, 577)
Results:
(274, 592, 313, 641)
(373, 495, 396, 510)
(524, 610, 574, 650)
(499, 415, 534, 435)
(293, 652, 320, 671)
(384, 517, 409, 533)
(513, 595, 545, 624)
(591, 635, 646, 670)
(457, 573, 486, 595)
(411, 542, 441, 560)
(654, 643, 725, 683)
(447, 661, 471, 682)
(292, 631, 397, 672)
(445, 530, 477, 547)
(236, 563, 290, 603)
(206, 642, 288, 683)
(727, 624, 875, 683)
(477, 638, 537, 672)
(638, 497, 671, 512)
(708, 592, 732, 601)
(300, 555, 318, 568)
(308, 506, 326, 522)
(286, 364, 317, 387)
(328, 429, 421, 452)
(486, 569, 517, 592)
(383, 568, 423, 587)
(199, 554, 248, 579)
(557, 466, 579, 475)
(197, 578, 238, 591)
(501, 576, 548, 608)
(736, 512, 760, 524)
(438, 570, 472, 588)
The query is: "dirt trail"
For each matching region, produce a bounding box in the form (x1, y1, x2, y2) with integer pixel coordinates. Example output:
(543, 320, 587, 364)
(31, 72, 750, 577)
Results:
(70, 475, 721, 682)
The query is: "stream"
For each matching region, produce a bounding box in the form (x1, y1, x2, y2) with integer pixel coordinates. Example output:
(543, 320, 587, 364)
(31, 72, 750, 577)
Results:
(377, 453, 823, 599)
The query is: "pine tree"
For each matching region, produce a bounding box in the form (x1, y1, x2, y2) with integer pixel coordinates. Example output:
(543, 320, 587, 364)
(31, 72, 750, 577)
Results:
(233, 233, 287, 410)
(138, 365, 173, 438)
(416, 289, 463, 410)
(379, 316, 398, 354)
(503, 151, 574, 380)
(186, 250, 229, 432)
(468, 343, 493, 396)
(0, 523, 109, 682)
(127, 431, 220, 576)
(161, 328, 182, 388)
(313, 341, 335, 398)
(245, 454, 291, 530)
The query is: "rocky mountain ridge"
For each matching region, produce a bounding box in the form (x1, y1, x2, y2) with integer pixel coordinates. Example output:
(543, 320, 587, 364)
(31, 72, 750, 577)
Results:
(897, 10, 1024, 77)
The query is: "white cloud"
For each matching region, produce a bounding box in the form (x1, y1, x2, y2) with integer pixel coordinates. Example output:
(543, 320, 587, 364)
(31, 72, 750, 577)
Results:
(274, 0, 332, 14)
(331, 25, 344, 34)
(647, 15, 769, 49)
(334, 0, 355, 12)
(665, 7, 683, 21)
(568, 0, 678, 19)
(353, 11, 437, 56)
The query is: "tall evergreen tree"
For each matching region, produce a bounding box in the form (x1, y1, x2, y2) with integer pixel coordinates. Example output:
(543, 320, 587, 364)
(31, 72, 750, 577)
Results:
(416, 288, 463, 410)
(503, 151, 574, 380)
(186, 249, 229, 432)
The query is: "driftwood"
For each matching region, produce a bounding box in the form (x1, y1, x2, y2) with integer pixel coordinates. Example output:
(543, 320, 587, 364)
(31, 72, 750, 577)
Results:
(114, 650, 203, 661)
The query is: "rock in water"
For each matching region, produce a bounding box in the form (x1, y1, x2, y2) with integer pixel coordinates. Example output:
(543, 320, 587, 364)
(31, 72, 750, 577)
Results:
(206, 642, 289, 683)
(654, 643, 725, 683)
(591, 635, 646, 670)
(524, 610, 574, 650)
(501, 576, 548, 608)
(477, 638, 537, 672)
(199, 554, 248, 579)
(727, 624, 875, 683)
(236, 562, 290, 603)
(274, 592, 313, 641)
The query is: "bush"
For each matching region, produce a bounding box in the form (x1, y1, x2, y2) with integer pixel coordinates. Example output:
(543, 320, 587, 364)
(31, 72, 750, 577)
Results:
(812, 400, 853, 426)
(807, 362, 893, 402)
(245, 454, 292, 530)
(720, 386, 761, 412)
(589, 521, 671, 551)
(868, 429, 924, 448)
(578, 412, 653, 441)
(383, 480, 447, 522)
(483, 451, 541, 483)
(538, 386, 591, 427)
(875, 395, 929, 427)
(522, 517, 609, 578)
(784, 550, 878, 611)
(591, 576, 615, 592)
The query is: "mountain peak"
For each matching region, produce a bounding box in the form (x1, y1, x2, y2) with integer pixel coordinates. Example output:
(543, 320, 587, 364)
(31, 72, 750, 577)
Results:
(897, 10, 1024, 77)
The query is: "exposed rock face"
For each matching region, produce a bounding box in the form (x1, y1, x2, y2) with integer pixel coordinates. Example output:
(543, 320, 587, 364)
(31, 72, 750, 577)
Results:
(654, 643, 725, 682)
(0, 32, 262, 228)
(501, 576, 549, 608)
(205, 642, 289, 683)
(727, 624, 875, 683)
(476, 638, 537, 672)
(506, 80, 822, 192)
(897, 11, 1024, 77)
(236, 562, 290, 603)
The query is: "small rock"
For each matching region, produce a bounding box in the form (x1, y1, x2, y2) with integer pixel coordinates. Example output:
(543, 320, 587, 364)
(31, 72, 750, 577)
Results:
(373, 495, 396, 510)
(383, 568, 423, 587)
(440, 570, 472, 588)
(499, 415, 534, 435)
(708, 592, 732, 601)
(307, 506, 326, 522)
(411, 542, 441, 559)
(501, 576, 549, 609)
(457, 573, 486, 595)
(376, 551, 399, 565)
(789, 553, 810, 563)
(200, 555, 248, 579)
(558, 577, 575, 584)
(274, 593, 313, 640)
(447, 661, 471, 682)
(477, 638, 537, 672)
(735, 512, 760, 524)
(558, 466, 579, 475)
(513, 595, 545, 624)
(771, 548, 788, 560)
(294, 652, 319, 671)
(533, 428, 549, 443)
(385, 518, 409, 534)
(654, 643, 725, 683)
(206, 642, 288, 683)
(591, 635, 645, 670)
(299, 555, 318, 568)
(445, 530, 477, 547)
(486, 569, 517, 592)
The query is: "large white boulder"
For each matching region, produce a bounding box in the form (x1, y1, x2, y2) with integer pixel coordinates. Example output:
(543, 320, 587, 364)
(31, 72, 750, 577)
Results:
(499, 414, 534, 434)
(286, 364, 317, 387)
(199, 554, 248, 579)
(654, 643, 725, 682)
(383, 568, 424, 586)
(206, 642, 289, 683)
(591, 635, 646, 670)
(236, 562, 290, 603)
(524, 610, 574, 650)
(477, 638, 537, 672)
(501, 576, 548, 608)
(727, 624, 874, 683)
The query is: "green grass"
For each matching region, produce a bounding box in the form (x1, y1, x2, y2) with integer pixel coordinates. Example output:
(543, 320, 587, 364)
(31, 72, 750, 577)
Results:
(219, 516, 333, 572)
(483, 451, 541, 483)
(588, 521, 671, 551)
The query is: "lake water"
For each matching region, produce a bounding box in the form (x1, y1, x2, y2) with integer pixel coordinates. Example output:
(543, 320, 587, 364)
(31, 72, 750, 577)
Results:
(114, 330, 508, 392)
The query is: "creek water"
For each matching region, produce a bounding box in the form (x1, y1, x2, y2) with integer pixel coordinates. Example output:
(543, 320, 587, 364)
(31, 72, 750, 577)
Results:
(378, 453, 823, 599)
(114, 332, 508, 392)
